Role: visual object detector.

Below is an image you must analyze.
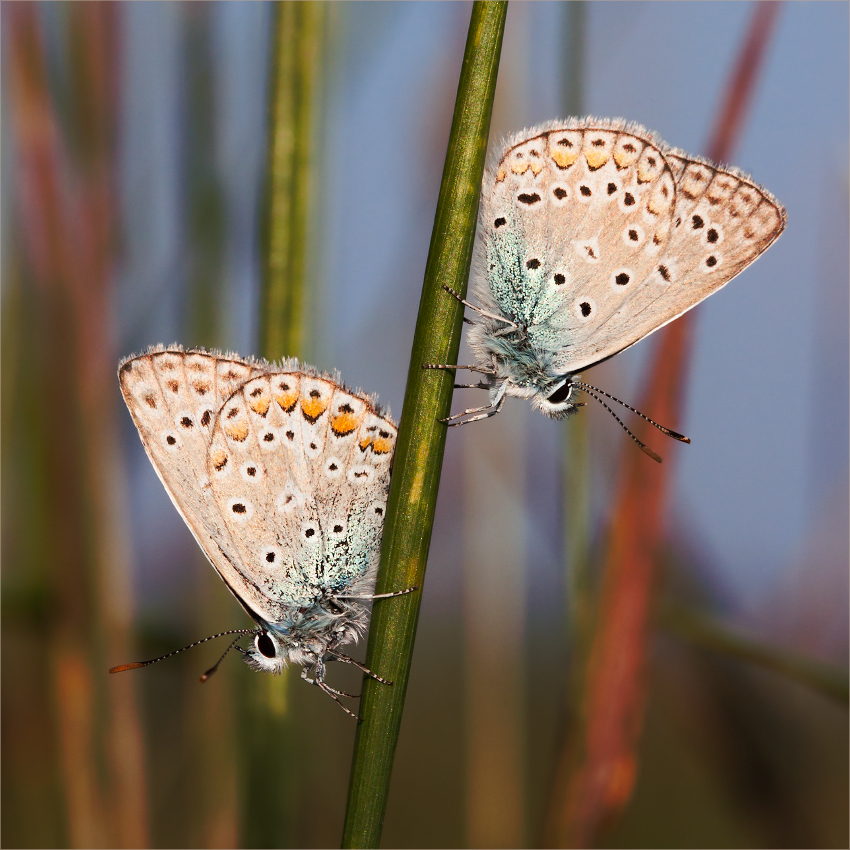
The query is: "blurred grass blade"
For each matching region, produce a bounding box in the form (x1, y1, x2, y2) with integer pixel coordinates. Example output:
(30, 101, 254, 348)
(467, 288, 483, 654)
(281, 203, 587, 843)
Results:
(260, 1, 326, 361)
(660, 601, 850, 705)
(548, 4, 782, 846)
(341, 3, 507, 847)
(5, 4, 149, 846)
(245, 3, 328, 846)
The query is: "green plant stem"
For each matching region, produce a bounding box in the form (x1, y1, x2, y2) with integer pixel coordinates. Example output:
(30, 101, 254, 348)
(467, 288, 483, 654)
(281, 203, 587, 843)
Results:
(260, 1, 325, 361)
(660, 602, 850, 705)
(341, 4, 507, 847)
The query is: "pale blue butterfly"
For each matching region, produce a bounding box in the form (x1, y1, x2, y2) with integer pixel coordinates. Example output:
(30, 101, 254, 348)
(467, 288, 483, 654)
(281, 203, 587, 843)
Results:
(428, 118, 786, 459)
(110, 347, 413, 717)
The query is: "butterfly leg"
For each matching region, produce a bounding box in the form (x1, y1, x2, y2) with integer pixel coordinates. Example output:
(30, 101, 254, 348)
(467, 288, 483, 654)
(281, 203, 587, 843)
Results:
(453, 382, 490, 390)
(301, 662, 362, 718)
(441, 285, 518, 329)
(440, 381, 507, 426)
(317, 681, 361, 719)
(422, 363, 497, 376)
(328, 651, 394, 686)
(336, 586, 418, 601)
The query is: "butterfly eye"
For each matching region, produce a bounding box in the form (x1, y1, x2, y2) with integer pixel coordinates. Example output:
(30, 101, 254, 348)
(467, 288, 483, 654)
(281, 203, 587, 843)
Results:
(256, 633, 277, 659)
(546, 382, 573, 405)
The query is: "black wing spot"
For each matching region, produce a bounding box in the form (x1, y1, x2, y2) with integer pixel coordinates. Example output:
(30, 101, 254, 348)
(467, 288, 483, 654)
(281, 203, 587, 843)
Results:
(706, 255, 718, 268)
(554, 273, 566, 285)
(166, 435, 177, 446)
(553, 187, 567, 200)
(707, 228, 719, 243)
(691, 214, 704, 229)
(526, 258, 541, 270)
(658, 265, 671, 282)
(628, 229, 639, 241)
(615, 272, 630, 286)
(263, 431, 275, 442)
(517, 192, 542, 205)
(265, 552, 276, 563)
(579, 301, 592, 317)
(579, 185, 592, 197)
(201, 410, 212, 427)
(232, 503, 247, 514)
(180, 416, 193, 428)
(623, 192, 635, 206)
(333, 524, 343, 533)
(305, 527, 315, 538)
(607, 182, 617, 195)
(494, 217, 506, 228)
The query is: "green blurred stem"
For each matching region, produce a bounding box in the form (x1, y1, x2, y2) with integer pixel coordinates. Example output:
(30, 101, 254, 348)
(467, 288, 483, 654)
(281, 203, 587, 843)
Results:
(260, 1, 325, 361)
(247, 4, 326, 846)
(660, 601, 850, 705)
(341, 4, 507, 847)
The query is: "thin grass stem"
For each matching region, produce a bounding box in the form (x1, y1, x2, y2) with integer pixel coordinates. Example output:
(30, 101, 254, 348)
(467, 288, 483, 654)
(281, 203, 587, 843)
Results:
(341, 4, 507, 847)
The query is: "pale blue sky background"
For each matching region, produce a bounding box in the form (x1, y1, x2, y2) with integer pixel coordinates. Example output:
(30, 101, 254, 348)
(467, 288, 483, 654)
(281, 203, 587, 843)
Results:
(113, 1, 848, 661)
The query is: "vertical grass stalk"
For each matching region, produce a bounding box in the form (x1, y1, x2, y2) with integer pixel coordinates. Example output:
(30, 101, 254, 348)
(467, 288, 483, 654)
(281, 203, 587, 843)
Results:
(260, 1, 326, 362)
(341, 4, 507, 847)
(245, 3, 327, 846)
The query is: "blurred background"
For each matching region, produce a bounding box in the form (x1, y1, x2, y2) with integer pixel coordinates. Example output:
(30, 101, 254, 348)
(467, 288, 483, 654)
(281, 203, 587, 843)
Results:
(3, 2, 847, 848)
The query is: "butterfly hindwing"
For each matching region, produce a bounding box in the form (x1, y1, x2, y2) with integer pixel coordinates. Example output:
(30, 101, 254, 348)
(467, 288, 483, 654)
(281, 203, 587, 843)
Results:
(206, 367, 396, 623)
(477, 120, 679, 365)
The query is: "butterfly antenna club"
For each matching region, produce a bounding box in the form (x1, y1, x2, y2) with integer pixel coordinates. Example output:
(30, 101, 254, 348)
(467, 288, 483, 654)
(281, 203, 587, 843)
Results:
(109, 628, 257, 676)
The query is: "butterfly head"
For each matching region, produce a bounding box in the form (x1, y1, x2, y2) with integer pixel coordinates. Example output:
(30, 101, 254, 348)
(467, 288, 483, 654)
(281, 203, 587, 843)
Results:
(530, 377, 582, 419)
(241, 630, 291, 674)
(242, 628, 327, 674)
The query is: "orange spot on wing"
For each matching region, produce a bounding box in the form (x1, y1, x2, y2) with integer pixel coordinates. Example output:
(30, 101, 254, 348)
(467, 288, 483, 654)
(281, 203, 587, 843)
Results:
(372, 436, 393, 455)
(274, 389, 299, 412)
(248, 397, 270, 417)
(301, 394, 328, 423)
(225, 422, 249, 442)
(550, 148, 579, 169)
(331, 411, 359, 436)
(584, 147, 610, 170)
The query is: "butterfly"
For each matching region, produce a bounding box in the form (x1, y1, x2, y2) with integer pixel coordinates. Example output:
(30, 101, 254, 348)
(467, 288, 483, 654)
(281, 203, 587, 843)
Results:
(110, 347, 411, 717)
(427, 118, 786, 459)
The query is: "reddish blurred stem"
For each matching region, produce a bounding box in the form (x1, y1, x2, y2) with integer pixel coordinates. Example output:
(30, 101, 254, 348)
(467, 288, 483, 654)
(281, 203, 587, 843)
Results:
(6, 4, 148, 846)
(548, 3, 782, 846)
(708, 1, 781, 165)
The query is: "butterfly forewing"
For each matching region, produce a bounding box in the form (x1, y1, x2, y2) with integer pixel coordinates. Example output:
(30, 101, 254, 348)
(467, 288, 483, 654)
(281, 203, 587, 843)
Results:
(119, 349, 269, 616)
